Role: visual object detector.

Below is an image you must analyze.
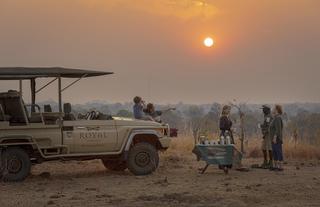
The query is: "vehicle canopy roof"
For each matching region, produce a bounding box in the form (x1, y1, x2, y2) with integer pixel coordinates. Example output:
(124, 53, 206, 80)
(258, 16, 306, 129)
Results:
(0, 67, 113, 80)
(0, 67, 113, 113)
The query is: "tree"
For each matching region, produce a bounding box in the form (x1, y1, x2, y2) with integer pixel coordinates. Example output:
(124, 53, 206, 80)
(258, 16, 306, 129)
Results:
(184, 105, 205, 145)
(287, 112, 320, 144)
(230, 100, 247, 154)
(99, 105, 111, 114)
(200, 107, 220, 138)
(161, 110, 185, 132)
(116, 109, 133, 118)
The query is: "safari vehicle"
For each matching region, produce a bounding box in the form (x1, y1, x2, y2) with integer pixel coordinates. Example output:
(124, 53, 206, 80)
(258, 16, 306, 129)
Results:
(0, 67, 171, 181)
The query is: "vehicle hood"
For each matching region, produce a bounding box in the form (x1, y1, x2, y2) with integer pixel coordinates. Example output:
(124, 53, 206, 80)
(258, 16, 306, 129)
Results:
(113, 117, 163, 127)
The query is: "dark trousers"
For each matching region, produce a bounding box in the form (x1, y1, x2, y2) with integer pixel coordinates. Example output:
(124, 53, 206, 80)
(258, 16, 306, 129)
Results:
(272, 143, 283, 161)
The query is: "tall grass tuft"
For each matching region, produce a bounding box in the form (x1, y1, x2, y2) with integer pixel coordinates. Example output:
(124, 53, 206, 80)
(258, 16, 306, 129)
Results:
(245, 138, 320, 160)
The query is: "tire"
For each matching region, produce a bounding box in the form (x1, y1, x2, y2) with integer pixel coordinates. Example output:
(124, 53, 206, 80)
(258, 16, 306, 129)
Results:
(127, 142, 159, 176)
(223, 167, 229, 175)
(219, 165, 232, 170)
(101, 159, 127, 171)
(1, 147, 31, 182)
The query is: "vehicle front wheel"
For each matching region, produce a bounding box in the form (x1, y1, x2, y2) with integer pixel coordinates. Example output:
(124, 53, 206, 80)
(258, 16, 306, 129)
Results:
(1, 147, 31, 182)
(101, 159, 127, 171)
(127, 142, 159, 176)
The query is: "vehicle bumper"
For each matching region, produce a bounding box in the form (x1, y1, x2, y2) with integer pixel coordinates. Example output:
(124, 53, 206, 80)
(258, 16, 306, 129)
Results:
(159, 136, 171, 149)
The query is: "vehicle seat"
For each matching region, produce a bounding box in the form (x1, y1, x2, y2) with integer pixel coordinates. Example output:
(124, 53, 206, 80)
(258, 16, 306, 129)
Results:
(63, 103, 76, 121)
(29, 113, 43, 123)
(1, 91, 28, 125)
(0, 103, 10, 121)
(42, 104, 59, 124)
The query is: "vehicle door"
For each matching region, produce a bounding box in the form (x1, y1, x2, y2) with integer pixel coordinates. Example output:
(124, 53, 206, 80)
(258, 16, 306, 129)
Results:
(63, 120, 118, 153)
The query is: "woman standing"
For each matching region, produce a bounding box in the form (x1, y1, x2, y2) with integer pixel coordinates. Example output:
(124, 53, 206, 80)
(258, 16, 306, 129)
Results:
(270, 105, 284, 171)
(219, 105, 234, 144)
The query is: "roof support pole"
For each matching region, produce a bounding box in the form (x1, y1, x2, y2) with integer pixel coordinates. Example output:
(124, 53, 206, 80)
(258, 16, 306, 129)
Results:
(19, 80, 23, 96)
(30, 78, 36, 112)
(58, 76, 62, 113)
(58, 76, 63, 144)
(61, 74, 87, 92)
(36, 77, 58, 94)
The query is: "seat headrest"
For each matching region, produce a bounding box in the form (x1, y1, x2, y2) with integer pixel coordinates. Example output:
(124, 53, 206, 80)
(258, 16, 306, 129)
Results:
(64, 103, 72, 113)
(44, 104, 52, 112)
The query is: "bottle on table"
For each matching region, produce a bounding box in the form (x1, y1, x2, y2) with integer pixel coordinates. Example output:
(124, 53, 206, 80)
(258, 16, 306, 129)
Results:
(220, 136, 225, 145)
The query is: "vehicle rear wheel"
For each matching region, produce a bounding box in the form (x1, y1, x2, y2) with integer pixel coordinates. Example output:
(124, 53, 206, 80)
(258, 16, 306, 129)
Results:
(1, 147, 31, 182)
(127, 142, 159, 176)
(101, 159, 127, 171)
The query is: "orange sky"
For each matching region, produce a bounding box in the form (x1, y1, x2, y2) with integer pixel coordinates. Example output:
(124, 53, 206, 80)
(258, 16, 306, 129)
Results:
(0, 0, 319, 104)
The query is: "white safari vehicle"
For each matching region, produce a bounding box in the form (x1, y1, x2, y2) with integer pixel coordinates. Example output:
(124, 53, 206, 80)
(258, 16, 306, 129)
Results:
(0, 67, 171, 181)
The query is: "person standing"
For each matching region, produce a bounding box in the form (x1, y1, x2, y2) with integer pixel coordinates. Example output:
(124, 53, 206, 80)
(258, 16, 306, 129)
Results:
(260, 105, 273, 169)
(219, 105, 234, 144)
(270, 104, 284, 171)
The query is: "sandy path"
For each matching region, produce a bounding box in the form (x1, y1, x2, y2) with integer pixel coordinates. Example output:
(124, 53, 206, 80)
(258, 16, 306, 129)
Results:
(1, 153, 320, 207)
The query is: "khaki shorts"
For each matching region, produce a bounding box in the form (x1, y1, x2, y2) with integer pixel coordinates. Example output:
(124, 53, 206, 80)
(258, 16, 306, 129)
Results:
(261, 136, 272, 151)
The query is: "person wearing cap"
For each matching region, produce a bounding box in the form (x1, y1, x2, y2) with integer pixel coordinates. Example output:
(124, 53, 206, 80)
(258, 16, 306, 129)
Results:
(219, 105, 234, 144)
(270, 104, 284, 171)
(260, 105, 273, 169)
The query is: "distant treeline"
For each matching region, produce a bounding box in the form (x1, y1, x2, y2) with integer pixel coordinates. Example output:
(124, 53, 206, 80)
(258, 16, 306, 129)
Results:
(38, 100, 320, 144)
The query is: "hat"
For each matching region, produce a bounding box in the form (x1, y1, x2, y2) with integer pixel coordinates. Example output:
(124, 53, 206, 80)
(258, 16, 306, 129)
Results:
(261, 104, 270, 109)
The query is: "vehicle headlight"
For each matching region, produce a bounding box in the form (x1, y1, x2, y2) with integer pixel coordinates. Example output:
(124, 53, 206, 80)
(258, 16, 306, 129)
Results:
(154, 128, 165, 136)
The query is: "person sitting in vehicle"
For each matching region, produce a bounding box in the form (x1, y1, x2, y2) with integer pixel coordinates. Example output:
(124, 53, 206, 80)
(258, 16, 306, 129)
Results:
(144, 103, 176, 123)
(219, 105, 234, 144)
(144, 103, 162, 122)
(133, 96, 153, 121)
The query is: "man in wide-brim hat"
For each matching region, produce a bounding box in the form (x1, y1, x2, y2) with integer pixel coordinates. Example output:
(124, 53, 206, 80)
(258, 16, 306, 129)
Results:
(260, 105, 273, 169)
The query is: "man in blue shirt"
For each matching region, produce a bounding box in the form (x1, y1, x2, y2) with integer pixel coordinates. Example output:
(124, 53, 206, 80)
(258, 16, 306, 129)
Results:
(133, 96, 153, 120)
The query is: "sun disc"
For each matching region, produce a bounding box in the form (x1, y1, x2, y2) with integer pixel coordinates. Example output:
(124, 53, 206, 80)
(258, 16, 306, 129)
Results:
(204, 37, 214, 47)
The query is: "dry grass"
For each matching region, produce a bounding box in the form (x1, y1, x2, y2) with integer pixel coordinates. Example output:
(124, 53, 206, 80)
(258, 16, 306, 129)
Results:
(245, 138, 320, 160)
(161, 136, 195, 167)
(167, 136, 195, 153)
(166, 136, 320, 160)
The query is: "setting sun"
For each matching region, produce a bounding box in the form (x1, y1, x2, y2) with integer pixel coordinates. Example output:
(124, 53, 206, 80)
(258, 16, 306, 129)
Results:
(204, 37, 214, 47)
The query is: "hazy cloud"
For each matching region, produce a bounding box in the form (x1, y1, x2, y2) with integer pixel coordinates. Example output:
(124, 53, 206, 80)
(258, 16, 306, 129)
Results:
(0, 0, 319, 104)
(79, 0, 218, 20)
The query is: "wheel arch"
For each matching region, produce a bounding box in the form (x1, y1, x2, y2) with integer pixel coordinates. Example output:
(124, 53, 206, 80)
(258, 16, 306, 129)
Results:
(124, 130, 162, 152)
(0, 135, 41, 157)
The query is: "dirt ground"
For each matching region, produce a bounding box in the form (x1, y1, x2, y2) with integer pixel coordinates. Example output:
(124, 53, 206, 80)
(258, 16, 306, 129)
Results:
(1, 152, 320, 207)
